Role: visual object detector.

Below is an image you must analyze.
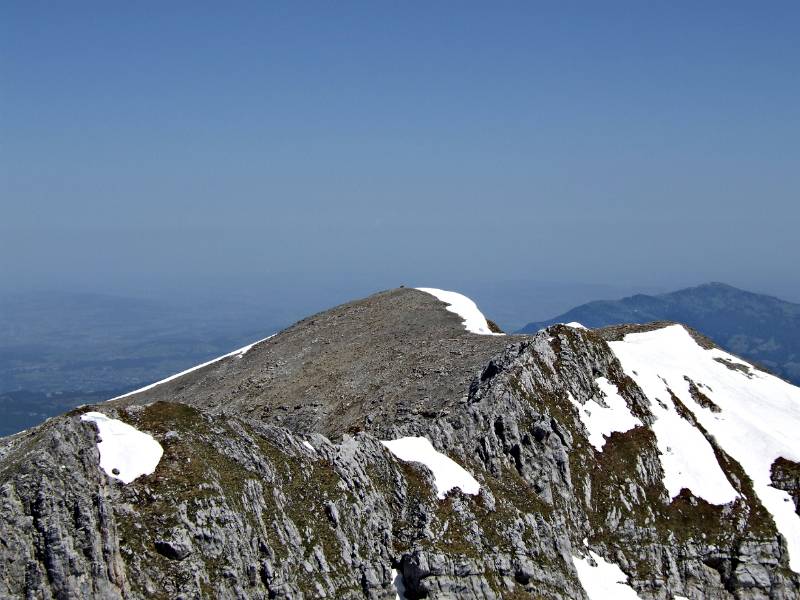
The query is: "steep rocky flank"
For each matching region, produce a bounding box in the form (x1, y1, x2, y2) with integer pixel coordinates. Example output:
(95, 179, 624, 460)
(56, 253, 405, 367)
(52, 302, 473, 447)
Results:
(1, 288, 799, 599)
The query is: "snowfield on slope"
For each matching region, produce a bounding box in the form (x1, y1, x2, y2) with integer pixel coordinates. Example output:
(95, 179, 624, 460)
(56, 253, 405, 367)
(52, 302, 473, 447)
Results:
(381, 437, 480, 499)
(107, 334, 275, 401)
(415, 288, 503, 335)
(80, 412, 163, 484)
(572, 551, 641, 599)
(609, 324, 800, 572)
(570, 377, 642, 452)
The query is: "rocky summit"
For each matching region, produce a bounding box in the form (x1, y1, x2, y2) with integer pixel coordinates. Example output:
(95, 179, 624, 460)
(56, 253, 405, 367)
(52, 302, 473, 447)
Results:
(1, 287, 799, 599)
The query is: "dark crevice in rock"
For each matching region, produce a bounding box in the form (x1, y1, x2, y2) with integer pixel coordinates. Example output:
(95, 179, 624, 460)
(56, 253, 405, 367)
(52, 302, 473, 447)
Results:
(683, 376, 721, 412)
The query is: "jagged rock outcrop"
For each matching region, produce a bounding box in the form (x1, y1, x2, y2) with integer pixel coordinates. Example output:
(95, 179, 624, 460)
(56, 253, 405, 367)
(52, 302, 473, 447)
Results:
(1, 288, 798, 599)
(772, 458, 800, 516)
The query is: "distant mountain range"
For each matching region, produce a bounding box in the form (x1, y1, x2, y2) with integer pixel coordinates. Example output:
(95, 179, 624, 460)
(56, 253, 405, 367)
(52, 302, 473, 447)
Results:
(518, 282, 800, 385)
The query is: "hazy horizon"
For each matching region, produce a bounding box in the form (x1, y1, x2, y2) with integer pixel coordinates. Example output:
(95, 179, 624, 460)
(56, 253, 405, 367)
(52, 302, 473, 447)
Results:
(3, 3, 798, 302)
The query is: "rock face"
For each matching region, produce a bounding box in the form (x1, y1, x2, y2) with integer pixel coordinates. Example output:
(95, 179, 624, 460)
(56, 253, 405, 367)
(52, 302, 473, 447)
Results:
(0, 288, 798, 599)
(772, 458, 800, 516)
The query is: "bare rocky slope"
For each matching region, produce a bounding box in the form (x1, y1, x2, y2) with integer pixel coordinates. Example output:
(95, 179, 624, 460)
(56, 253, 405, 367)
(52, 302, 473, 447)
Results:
(1, 288, 799, 599)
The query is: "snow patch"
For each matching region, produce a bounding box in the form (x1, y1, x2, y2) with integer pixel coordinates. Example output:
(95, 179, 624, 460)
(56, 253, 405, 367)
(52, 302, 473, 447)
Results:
(564, 321, 588, 329)
(107, 334, 275, 401)
(391, 568, 407, 600)
(415, 288, 502, 335)
(570, 378, 642, 452)
(572, 551, 642, 600)
(609, 324, 800, 571)
(381, 437, 480, 499)
(80, 412, 163, 484)
(302, 440, 315, 452)
(650, 389, 738, 505)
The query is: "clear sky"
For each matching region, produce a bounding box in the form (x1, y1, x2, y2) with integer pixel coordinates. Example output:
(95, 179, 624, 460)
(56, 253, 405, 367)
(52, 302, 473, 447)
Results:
(2, 2, 798, 300)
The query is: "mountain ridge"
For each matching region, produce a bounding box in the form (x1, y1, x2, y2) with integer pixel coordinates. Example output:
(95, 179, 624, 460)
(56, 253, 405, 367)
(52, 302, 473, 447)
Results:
(1, 288, 798, 599)
(517, 282, 800, 385)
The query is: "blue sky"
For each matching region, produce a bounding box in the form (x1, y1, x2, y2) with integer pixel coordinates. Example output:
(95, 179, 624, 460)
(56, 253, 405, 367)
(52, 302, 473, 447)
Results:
(2, 2, 798, 299)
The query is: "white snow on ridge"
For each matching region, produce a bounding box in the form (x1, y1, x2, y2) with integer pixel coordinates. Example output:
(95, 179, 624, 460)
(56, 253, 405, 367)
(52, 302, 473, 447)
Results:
(572, 551, 642, 600)
(107, 334, 275, 401)
(647, 389, 738, 505)
(570, 378, 642, 452)
(381, 437, 480, 499)
(609, 324, 800, 572)
(80, 412, 163, 484)
(564, 321, 588, 330)
(415, 288, 503, 336)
